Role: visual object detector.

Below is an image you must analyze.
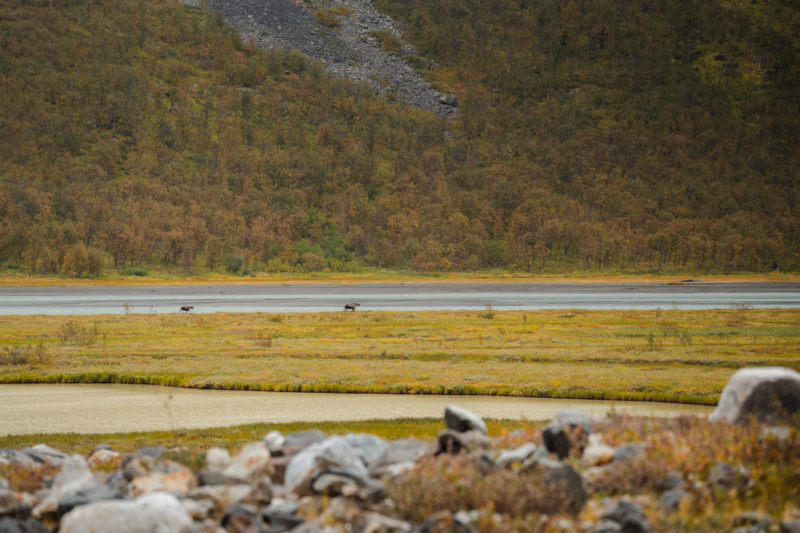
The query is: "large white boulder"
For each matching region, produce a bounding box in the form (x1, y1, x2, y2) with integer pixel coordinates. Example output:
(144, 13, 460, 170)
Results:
(59, 492, 192, 533)
(710, 367, 800, 424)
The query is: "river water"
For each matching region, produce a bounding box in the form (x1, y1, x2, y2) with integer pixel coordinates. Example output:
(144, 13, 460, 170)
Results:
(0, 384, 713, 436)
(1, 282, 797, 315)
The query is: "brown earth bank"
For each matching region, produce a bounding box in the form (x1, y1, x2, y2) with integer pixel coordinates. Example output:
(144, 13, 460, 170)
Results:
(1, 368, 799, 532)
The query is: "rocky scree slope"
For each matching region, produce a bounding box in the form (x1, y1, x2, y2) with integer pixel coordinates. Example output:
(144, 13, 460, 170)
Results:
(188, 0, 456, 117)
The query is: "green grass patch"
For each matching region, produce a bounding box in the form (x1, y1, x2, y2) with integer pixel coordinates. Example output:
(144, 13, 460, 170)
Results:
(0, 418, 531, 455)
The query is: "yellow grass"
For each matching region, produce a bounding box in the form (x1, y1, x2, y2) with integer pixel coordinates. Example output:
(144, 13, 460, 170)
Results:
(2, 308, 798, 404)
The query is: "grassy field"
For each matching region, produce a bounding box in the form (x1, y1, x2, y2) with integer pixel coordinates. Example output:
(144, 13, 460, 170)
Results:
(0, 418, 532, 455)
(1, 307, 798, 405)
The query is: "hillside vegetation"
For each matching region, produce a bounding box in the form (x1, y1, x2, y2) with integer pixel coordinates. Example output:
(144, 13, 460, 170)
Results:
(0, 0, 798, 276)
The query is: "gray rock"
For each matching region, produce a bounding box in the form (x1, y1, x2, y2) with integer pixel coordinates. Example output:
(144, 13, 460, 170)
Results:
(56, 482, 121, 516)
(761, 426, 791, 443)
(369, 438, 431, 476)
(658, 488, 689, 512)
(129, 446, 166, 459)
(436, 429, 490, 455)
(0, 450, 36, 470)
(59, 492, 193, 533)
(221, 504, 259, 533)
(0, 517, 48, 533)
(188, 484, 253, 508)
(361, 512, 412, 532)
(344, 433, 389, 467)
(86, 449, 120, 468)
(594, 520, 623, 533)
(655, 470, 684, 491)
(130, 460, 197, 497)
(284, 436, 370, 495)
(709, 461, 749, 489)
(601, 499, 651, 533)
(781, 519, 800, 533)
(710, 367, 800, 424)
(444, 405, 488, 435)
(262, 501, 304, 532)
(32, 454, 96, 518)
(23, 444, 69, 465)
(283, 430, 326, 452)
(612, 443, 647, 463)
(0, 487, 37, 516)
(542, 410, 598, 459)
(0, 478, 7, 490)
(535, 457, 588, 515)
(223, 443, 273, 483)
(734, 511, 773, 531)
(204, 447, 231, 472)
(264, 430, 286, 455)
(497, 442, 538, 468)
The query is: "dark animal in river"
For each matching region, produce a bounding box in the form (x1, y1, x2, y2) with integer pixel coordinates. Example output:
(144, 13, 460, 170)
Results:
(180, 305, 194, 313)
(344, 303, 360, 311)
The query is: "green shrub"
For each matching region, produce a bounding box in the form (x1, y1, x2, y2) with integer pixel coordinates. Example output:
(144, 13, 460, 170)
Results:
(369, 29, 403, 52)
(122, 266, 149, 277)
(315, 9, 340, 27)
(224, 252, 245, 274)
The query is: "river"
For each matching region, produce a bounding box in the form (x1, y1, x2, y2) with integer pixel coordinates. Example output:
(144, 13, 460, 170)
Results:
(0, 384, 713, 436)
(0, 281, 798, 315)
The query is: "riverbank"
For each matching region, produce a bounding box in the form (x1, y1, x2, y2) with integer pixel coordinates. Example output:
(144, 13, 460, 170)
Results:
(1, 270, 798, 287)
(2, 309, 798, 404)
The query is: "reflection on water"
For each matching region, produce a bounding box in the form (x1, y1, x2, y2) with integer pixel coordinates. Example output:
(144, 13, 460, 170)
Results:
(0, 384, 712, 436)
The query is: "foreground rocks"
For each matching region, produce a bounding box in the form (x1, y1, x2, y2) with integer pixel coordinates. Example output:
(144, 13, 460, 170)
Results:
(1, 367, 798, 532)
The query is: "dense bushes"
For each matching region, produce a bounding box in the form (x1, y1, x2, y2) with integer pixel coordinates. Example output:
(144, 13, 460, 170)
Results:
(0, 0, 798, 275)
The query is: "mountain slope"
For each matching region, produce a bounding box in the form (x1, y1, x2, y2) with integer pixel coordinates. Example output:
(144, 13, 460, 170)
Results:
(0, 0, 798, 275)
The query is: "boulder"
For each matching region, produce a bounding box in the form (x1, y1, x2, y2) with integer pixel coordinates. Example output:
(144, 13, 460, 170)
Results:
(534, 457, 588, 515)
(0, 517, 48, 533)
(444, 405, 488, 435)
(86, 449, 120, 469)
(23, 444, 69, 466)
(284, 436, 370, 495)
(497, 442, 538, 468)
(658, 488, 690, 512)
(221, 504, 260, 533)
(781, 520, 800, 533)
(204, 447, 231, 472)
(710, 367, 800, 425)
(436, 429, 490, 455)
(582, 435, 616, 467)
(188, 484, 253, 508)
(283, 430, 326, 453)
(59, 492, 193, 533)
(612, 443, 647, 464)
(542, 410, 599, 458)
(343, 433, 389, 467)
(601, 499, 652, 533)
(262, 501, 305, 532)
(0, 487, 37, 516)
(264, 431, 286, 455)
(223, 443, 273, 483)
(369, 438, 431, 477)
(130, 460, 197, 497)
(709, 461, 749, 489)
(31, 454, 97, 518)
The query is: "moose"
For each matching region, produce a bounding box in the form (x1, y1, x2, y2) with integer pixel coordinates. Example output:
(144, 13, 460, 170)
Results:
(344, 303, 360, 311)
(180, 305, 194, 313)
